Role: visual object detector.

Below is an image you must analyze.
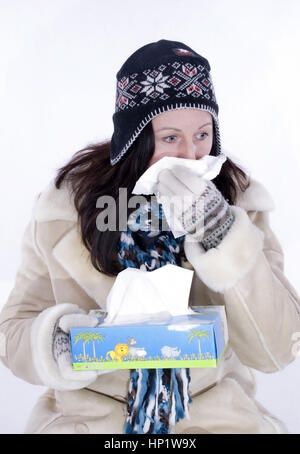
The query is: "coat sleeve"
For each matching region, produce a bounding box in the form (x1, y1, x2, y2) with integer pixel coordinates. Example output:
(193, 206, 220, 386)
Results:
(184, 205, 300, 373)
(0, 204, 53, 385)
(0, 199, 83, 388)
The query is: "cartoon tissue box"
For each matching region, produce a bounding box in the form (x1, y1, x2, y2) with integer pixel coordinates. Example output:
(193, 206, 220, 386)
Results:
(70, 265, 229, 371)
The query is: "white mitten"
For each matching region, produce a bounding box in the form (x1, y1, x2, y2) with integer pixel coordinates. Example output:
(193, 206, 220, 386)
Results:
(157, 166, 235, 249)
(52, 312, 100, 382)
(31, 303, 113, 391)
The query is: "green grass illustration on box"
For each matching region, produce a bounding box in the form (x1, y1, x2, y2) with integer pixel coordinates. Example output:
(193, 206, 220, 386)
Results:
(70, 307, 228, 370)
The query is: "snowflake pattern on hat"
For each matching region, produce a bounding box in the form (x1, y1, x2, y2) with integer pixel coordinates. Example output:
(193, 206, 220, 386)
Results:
(140, 71, 169, 97)
(115, 61, 216, 111)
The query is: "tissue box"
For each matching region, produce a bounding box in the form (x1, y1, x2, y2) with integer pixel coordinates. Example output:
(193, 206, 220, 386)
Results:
(70, 306, 228, 370)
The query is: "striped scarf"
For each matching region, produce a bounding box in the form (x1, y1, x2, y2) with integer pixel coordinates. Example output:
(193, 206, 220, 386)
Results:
(117, 195, 192, 434)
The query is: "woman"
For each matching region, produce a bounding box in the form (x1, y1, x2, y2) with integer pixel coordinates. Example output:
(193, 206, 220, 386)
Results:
(0, 39, 299, 434)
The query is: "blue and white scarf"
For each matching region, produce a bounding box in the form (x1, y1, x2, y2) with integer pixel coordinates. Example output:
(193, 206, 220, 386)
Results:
(117, 195, 192, 434)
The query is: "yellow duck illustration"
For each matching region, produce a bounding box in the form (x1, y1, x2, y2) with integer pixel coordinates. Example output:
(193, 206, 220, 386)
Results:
(106, 343, 129, 362)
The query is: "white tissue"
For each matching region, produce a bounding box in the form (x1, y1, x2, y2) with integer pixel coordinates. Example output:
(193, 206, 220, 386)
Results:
(103, 264, 195, 326)
(132, 153, 227, 238)
(132, 153, 227, 196)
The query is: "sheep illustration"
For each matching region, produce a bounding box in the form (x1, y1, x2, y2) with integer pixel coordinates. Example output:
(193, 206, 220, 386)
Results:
(161, 346, 181, 359)
(127, 337, 147, 358)
(129, 346, 147, 358)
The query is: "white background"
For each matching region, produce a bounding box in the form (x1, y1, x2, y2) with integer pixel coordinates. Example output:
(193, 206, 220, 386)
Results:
(0, 0, 300, 433)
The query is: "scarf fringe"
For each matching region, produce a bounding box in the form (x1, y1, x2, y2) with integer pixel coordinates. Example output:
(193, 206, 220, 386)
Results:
(118, 197, 192, 434)
(124, 368, 191, 434)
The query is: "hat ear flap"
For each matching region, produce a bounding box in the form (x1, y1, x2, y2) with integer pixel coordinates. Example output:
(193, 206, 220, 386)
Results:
(209, 118, 217, 156)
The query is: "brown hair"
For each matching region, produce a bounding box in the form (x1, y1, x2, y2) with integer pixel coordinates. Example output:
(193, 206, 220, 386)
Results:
(54, 121, 249, 276)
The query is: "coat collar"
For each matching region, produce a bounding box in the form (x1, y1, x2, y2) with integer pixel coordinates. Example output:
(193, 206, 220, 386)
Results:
(34, 179, 116, 308)
(235, 176, 275, 212)
(34, 179, 78, 223)
(52, 224, 116, 308)
(34, 174, 275, 224)
(35, 174, 275, 307)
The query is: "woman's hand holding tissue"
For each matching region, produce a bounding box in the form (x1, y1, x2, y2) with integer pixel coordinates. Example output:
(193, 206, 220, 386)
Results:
(157, 167, 235, 250)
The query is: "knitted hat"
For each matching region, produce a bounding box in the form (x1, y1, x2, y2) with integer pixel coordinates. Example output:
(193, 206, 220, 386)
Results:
(110, 39, 221, 166)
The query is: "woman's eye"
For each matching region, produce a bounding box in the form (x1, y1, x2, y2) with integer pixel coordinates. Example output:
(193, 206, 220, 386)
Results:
(164, 135, 176, 143)
(163, 132, 208, 143)
(197, 132, 208, 140)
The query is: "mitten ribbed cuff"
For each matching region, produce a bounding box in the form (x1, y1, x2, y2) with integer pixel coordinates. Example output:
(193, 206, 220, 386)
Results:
(201, 207, 235, 250)
(181, 180, 235, 249)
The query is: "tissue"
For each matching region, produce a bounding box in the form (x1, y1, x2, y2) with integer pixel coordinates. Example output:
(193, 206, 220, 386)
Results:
(132, 153, 227, 195)
(132, 153, 227, 238)
(103, 264, 195, 325)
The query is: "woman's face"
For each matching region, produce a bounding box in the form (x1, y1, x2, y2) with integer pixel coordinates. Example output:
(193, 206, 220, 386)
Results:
(147, 108, 213, 168)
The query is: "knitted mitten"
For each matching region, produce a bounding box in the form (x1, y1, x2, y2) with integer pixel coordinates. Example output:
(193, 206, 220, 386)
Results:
(52, 312, 100, 382)
(52, 321, 72, 362)
(180, 178, 235, 250)
(157, 167, 235, 250)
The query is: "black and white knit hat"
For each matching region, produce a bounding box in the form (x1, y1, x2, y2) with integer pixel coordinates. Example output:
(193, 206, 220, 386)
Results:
(110, 39, 221, 166)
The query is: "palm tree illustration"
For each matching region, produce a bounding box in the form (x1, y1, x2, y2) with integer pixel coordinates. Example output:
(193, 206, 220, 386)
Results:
(74, 331, 104, 360)
(188, 329, 210, 357)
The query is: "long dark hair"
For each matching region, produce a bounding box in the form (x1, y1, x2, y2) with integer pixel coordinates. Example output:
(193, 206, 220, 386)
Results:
(54, 121, 249, 276)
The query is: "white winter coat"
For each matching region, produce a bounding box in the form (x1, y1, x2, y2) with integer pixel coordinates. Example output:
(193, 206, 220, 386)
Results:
(0, 175, 299, 434)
